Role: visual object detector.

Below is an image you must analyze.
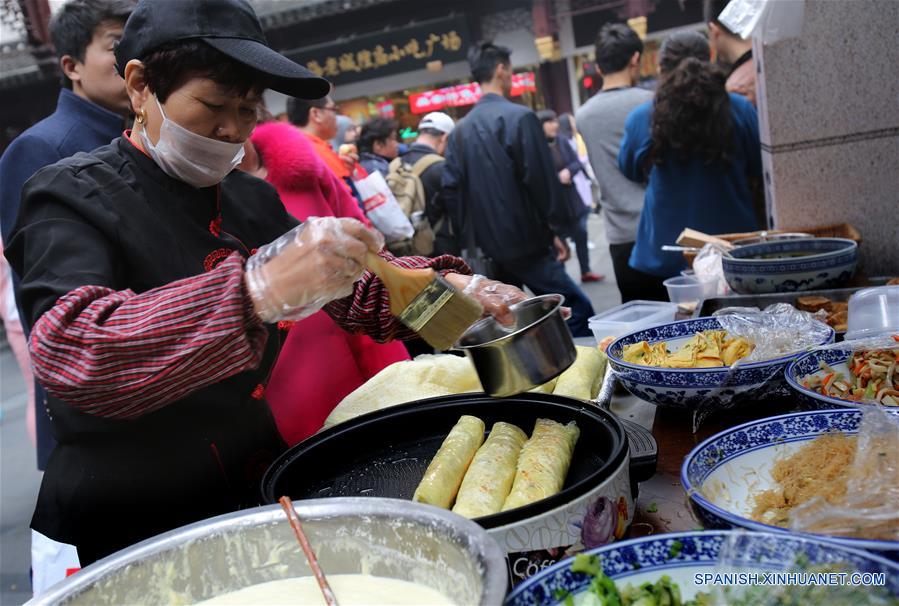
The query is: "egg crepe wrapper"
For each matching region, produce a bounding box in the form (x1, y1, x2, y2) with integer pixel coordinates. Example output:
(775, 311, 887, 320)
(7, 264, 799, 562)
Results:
(691, 303, 837, 429)
(452, 422, 528, 518)
(502, 419, 580, 511)
(324, 355, 482, 429)
(552, 345, 607, 400)
(413, 415, 485, 508)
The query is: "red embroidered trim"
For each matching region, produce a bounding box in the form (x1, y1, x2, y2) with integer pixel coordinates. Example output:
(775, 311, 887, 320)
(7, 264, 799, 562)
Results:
(250, 248, 258, 255)
(203, 248, 233, 272)
(250, 383, 265, 400)
(208, 216, 223, 237)
(277, 321, 294, 332)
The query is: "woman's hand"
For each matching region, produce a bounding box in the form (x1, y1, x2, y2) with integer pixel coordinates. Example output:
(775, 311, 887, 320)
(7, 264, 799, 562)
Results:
(245, 217, 383, 322)
(558, 168, 572, 185)
(444, 273, 527, 326)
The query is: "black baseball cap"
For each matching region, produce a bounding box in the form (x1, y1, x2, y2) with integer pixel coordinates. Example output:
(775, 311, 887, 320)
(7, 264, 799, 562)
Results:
(115, 0, 330, 99)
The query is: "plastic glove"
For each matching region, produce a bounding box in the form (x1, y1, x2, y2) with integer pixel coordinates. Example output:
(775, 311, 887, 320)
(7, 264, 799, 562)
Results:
(245, 217, 384, 323)
(450, 274, 528, 327)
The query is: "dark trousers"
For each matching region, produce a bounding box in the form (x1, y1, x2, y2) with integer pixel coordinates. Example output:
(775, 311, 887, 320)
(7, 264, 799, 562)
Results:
(608, 242, 668, 303)
(494, 249, 595, 337)
(561, 213, 591, 275)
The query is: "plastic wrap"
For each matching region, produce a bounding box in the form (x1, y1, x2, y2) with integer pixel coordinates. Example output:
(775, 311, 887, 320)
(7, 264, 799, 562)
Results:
(245, 217, 383, 323)
(718, 0, 805, 43)
(812, 333, 899, 353)
(713, 303, 833, 363)
(461, 274, 529, 327)
(689, 304, 833, 431)
(706, 531, 897, 605)
(787, 405, 899, 541)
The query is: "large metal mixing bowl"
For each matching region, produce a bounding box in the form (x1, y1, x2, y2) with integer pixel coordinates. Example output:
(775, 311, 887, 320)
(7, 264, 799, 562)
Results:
(28, 498, 507, 606)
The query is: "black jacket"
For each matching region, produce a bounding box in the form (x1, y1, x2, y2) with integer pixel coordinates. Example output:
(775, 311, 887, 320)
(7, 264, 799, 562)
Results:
(441, 94, 567, 263)
(5, 137, 291, 562)
(549, 135, 590, 224)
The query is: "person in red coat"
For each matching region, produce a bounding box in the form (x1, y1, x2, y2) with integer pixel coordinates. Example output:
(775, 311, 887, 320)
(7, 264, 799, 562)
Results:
(247, 121, 410, 444)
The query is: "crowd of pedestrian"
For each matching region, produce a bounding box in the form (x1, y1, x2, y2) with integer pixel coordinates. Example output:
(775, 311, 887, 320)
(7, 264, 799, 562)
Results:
(0, 0, 763, 596)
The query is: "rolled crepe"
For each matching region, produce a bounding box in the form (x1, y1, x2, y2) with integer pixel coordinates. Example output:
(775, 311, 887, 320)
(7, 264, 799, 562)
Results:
(552, 346, 607, 401)
(501, 419, 580, 511)
(413, 415, 485, 508)
(529, 377, 558, 394)
(452, 422, 528, 518)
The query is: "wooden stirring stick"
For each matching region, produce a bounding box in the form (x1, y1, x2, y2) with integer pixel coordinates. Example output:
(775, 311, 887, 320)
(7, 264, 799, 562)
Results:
(279, 496, 339, 606)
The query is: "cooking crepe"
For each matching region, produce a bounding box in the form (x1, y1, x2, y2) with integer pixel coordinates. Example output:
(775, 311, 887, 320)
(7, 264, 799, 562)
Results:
(552, 345, 606, 400)
(452, 422, 528, 518)
(501, 419, 580, 511)
(324, 355, 482, 430)
(413, 415, 485, 508)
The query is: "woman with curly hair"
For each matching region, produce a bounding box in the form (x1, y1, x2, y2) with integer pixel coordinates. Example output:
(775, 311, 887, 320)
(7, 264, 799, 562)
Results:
(619, 31, 763, 279)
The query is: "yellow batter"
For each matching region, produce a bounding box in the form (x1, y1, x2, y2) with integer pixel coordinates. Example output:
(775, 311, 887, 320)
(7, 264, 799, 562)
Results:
(194, 574, 455, 605)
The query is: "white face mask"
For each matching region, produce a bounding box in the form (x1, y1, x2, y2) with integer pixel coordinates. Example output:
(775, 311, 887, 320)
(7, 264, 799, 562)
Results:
(140, 95, 245, 188)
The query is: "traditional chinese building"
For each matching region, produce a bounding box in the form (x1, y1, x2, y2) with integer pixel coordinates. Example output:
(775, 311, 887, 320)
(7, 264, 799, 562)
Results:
(0, 0, 706, 152)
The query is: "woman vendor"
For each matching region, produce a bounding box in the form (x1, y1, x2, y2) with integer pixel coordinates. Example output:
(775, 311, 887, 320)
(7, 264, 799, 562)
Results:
(4, 0, 525, 565)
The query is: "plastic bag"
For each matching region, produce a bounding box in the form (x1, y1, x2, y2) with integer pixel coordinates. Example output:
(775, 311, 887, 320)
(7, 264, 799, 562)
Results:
(354, 171, 414, 243)
(705, 531, 897, 605)
(718, 0, 805, 43)
(693, 243, 730, 296)
(787, 405, 899, 541)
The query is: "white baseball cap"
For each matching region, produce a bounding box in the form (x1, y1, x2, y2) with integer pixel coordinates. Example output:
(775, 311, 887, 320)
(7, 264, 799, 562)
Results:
(419, 112, 455, 134)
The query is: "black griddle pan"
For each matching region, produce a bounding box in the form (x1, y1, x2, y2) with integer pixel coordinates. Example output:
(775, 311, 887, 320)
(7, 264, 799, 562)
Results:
(261, 393, 637, 529)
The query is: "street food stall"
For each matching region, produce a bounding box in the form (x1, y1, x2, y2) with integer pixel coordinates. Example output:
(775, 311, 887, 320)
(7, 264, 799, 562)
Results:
(27, 230, 899, 604)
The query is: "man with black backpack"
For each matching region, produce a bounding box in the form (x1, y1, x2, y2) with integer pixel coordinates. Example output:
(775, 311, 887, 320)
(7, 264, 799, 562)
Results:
(389, 112, 457, 256)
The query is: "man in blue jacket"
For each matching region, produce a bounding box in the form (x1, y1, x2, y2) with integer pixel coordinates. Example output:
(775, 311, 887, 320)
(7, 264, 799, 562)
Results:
(442, 42, 594, 336)
(0, 0, 132, 472)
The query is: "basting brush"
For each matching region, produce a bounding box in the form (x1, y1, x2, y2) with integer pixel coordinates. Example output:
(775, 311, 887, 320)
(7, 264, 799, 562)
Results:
(365, 252, 484, 350)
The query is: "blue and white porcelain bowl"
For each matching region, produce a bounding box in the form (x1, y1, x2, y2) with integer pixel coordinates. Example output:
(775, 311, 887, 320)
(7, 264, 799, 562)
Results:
(786, 348, 863, 409)
(606, 317, 834, 410)
(682, 408, 899, 560)
(723, 237, 858, 294)
(505, 530, 899, 605)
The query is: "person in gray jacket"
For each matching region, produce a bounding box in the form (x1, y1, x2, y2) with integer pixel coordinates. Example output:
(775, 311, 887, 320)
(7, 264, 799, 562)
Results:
(576, 24, 666, 302)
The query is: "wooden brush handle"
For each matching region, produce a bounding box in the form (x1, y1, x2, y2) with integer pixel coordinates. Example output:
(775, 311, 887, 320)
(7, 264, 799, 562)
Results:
(365, 252, 437, 316)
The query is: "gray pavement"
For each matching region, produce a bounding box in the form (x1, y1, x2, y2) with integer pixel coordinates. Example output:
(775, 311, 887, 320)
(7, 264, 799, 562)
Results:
(1, 343, 41, 606)
(564, 211, 621, 315)
(0, 211, 620, 605)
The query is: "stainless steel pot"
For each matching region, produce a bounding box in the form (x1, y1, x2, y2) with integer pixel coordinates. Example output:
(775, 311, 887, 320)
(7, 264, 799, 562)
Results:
(28, 498, 507, 606)
(456, 294, 576, 397)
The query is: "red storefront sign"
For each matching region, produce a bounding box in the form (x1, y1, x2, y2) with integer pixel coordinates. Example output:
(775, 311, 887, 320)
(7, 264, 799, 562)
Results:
(409, 72, 537, 114)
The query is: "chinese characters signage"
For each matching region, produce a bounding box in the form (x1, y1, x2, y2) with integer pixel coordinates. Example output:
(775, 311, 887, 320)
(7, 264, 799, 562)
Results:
(409, 72, 537, 114)
(285, 16, 470, 87)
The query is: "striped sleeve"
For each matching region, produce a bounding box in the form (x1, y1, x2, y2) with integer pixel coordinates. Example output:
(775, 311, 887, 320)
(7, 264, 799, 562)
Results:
(28, 252, 268, 420)
(324, 252, 472, 343)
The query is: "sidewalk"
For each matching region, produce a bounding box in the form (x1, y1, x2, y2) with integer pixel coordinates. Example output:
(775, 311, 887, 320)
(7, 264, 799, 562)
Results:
(563, 212, 621, 317)
(0, 347, 40, 606)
